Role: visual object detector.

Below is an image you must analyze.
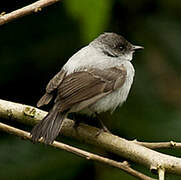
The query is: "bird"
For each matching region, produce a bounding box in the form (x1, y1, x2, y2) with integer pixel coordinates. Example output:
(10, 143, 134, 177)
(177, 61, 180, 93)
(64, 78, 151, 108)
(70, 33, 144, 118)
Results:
(31, 32, 143, 144)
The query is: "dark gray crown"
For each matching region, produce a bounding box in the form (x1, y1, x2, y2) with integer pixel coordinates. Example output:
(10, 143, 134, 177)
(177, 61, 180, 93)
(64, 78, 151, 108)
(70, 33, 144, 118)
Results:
(90, 33, 133, 57)
(96, 33, 132, 49)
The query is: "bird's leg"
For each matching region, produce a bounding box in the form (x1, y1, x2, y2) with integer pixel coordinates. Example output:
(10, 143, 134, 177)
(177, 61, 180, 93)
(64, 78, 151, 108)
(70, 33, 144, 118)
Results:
(72, 114, 82, 130)
(94, 112, 110, 136)
(73, 119, 81, 130)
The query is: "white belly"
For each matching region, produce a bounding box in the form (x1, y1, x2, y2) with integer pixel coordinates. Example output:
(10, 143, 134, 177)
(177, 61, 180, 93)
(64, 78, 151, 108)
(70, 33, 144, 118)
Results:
(89, 61, 134, 113)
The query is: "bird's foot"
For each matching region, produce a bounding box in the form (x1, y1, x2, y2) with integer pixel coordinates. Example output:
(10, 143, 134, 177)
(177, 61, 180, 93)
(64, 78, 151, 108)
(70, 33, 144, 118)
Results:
(73, 119, 82, 132)
(95, 126, 111, 137)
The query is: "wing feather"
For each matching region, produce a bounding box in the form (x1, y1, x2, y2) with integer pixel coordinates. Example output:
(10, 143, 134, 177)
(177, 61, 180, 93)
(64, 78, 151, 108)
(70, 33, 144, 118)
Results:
(37, 64, 127, 111)
(37, 69, 66, 107)
(56, 65, 127, 111)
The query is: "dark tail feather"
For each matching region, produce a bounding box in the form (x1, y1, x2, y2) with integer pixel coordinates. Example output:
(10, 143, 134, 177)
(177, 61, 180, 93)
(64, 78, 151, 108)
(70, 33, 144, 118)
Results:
(31, 104, 66, 144)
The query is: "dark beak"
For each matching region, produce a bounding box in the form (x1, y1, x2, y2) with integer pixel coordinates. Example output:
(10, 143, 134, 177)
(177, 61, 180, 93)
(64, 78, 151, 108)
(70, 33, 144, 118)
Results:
(132, 45, 144, 51)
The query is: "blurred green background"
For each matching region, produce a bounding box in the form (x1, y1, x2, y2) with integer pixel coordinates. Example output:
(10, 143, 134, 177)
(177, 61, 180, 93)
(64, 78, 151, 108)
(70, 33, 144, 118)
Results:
(0, 0, 181, 179)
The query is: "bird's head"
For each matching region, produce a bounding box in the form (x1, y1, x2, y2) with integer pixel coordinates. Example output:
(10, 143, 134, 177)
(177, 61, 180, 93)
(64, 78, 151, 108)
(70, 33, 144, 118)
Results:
(90, 32, 143, 61)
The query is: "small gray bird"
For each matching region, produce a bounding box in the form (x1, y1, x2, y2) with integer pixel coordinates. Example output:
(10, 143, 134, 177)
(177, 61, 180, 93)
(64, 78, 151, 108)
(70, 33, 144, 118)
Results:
(31, 32, 143, 144)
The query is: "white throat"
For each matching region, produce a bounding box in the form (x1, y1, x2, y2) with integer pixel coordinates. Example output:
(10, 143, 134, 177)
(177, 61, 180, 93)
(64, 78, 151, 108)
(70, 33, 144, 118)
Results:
(118, 52, 133, 61)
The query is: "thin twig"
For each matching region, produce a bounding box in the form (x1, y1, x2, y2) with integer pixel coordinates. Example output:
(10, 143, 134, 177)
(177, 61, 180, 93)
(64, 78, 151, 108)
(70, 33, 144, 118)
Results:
(158, 168, 165, 180)
(134, 140, 181, 149)
(0, 122, 156, 180)
(0, 0, 61, 26)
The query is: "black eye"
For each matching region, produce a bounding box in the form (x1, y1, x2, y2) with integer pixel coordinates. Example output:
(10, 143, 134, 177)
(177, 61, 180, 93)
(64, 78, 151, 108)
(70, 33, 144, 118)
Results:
(119, 46, 124, 51)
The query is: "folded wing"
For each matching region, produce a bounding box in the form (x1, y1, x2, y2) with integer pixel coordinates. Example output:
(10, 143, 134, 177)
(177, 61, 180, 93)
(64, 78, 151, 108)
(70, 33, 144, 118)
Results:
(56, 65, 127, 112)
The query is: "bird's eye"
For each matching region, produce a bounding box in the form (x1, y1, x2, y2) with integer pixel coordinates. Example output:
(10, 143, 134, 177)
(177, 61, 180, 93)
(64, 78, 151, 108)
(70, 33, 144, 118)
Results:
(119, 46, 124, 51)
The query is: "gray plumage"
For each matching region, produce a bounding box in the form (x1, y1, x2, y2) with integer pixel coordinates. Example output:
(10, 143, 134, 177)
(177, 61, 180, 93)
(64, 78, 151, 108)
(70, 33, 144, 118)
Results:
(31, 32, 143, 144)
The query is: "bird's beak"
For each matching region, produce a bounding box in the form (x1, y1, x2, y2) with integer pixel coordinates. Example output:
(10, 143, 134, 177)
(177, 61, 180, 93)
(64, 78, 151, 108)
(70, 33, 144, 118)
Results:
(132, 45, 144, 51)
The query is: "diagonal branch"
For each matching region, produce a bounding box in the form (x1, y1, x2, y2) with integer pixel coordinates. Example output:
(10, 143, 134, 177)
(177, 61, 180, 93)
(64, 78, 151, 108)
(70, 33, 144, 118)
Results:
(0, 99, 181, 177)
(0, 0, 61, 26)
(0, 122, 156, 180)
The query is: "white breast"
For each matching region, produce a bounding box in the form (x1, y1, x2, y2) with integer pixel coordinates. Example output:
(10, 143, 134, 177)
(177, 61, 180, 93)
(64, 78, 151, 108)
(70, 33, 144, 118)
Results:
(89, 60, 135, 113)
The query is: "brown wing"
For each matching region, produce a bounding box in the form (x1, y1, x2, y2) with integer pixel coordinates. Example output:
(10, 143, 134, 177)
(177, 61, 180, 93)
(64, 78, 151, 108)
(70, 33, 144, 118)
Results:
(56, 65, 127, 112)
(46, 69, 66, 93)
(37, 69, 66, 107)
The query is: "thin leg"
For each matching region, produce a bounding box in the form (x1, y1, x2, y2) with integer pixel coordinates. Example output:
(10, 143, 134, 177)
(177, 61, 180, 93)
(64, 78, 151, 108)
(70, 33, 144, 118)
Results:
(95, 112, 110, 135)
(73, 118, 81, 130)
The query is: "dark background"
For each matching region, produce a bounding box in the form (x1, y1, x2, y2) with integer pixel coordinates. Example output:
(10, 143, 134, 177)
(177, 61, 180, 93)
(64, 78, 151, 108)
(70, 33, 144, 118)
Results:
(0, 0, 181, 179)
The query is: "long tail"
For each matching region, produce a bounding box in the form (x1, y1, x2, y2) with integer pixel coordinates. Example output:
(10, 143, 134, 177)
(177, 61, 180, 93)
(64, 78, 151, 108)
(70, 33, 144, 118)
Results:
(31, 103, 66, 144)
